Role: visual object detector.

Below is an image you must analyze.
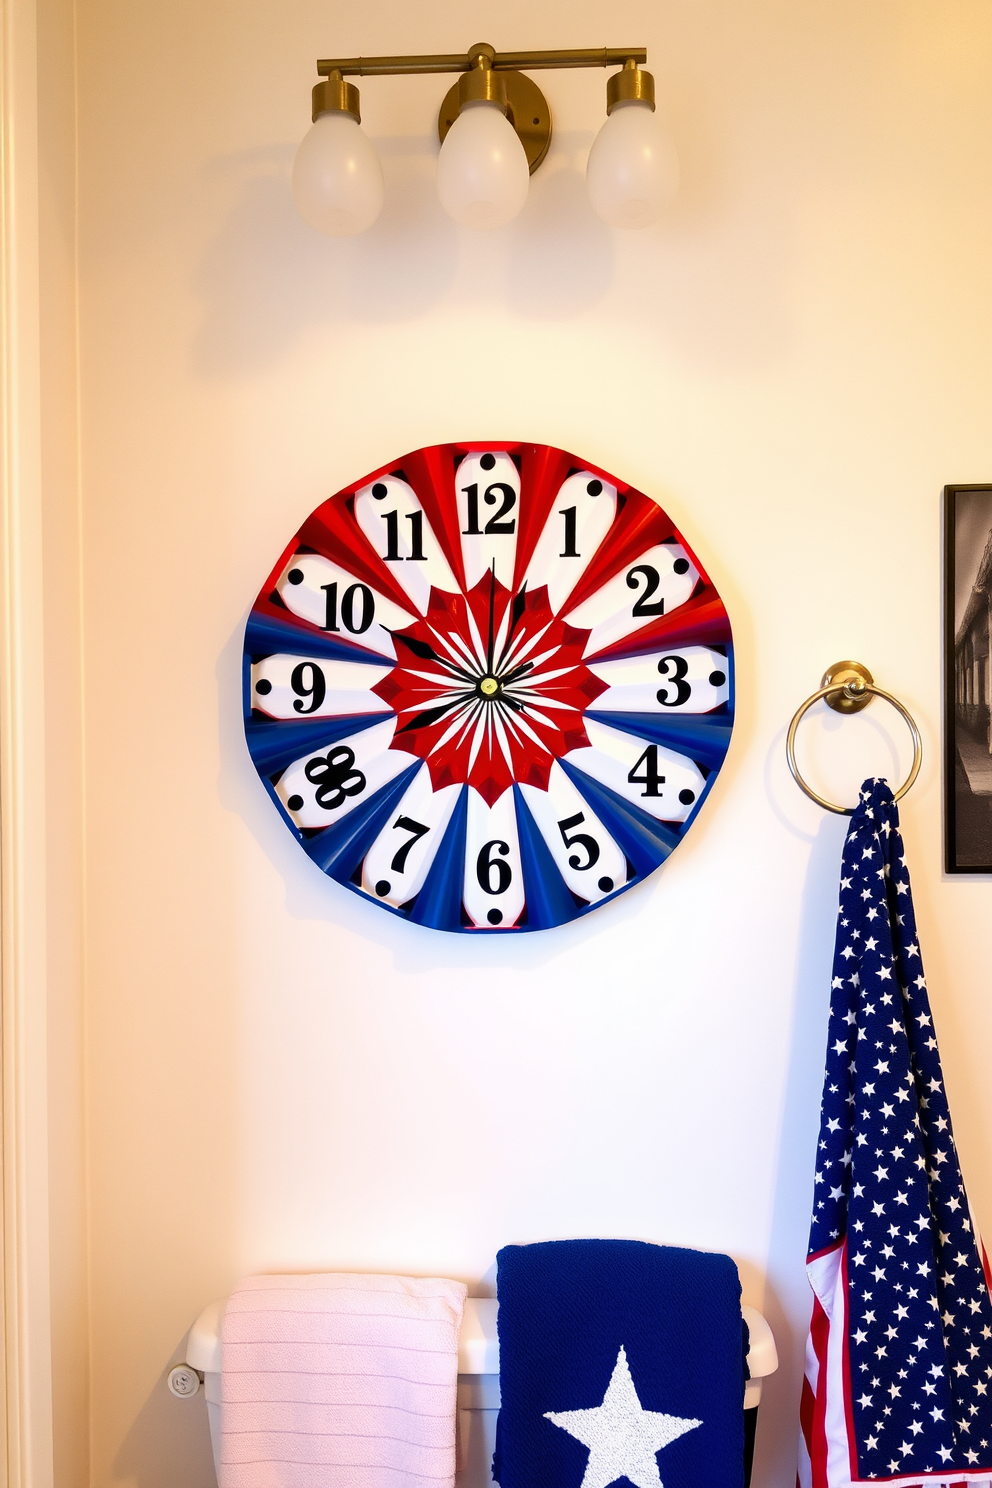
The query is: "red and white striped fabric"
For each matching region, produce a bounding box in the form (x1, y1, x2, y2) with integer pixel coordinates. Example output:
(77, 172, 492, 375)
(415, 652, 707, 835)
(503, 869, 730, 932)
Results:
(220, 1272, 467, 1488)
(798, 782, 992, 1488)
(798, 1242, 992, 1488)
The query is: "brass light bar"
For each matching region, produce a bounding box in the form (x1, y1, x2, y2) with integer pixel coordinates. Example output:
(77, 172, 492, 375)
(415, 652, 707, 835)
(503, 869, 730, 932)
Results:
(317, 46, 647, 79)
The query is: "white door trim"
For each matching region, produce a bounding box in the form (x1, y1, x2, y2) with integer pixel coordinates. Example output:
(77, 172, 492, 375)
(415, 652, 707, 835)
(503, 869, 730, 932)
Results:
(0, 0, 56, 1478)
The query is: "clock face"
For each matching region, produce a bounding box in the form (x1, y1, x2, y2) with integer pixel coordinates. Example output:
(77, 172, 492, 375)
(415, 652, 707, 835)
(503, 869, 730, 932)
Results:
(244, 442, 734, 933)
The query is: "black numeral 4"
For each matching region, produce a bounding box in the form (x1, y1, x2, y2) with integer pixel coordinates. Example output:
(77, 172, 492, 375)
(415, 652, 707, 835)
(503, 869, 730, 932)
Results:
(628, 745, 665, 798)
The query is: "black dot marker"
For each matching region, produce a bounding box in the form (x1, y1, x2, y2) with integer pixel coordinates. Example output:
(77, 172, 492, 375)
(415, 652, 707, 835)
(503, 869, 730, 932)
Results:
(709, 670, 726, 687)
(487, 908, 503, 925)
(598, 877, 614, 893)
(287, 794, 304, 811)
(673, 558, 690, 575)
(254, 678, 272, 695)
(587, 479, 603, 496)
(372, 482, 388, 499)
(375, 880, 390, 897)
(480, 453, 496, 471)
(679, 789, 696, 805)
(287, 568, 304, 585)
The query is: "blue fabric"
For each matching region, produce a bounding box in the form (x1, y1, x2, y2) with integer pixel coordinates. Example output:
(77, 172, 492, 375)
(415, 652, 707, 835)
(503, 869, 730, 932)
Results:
(494, 1239, 747, 1488)
(807, 777, 992, 1477)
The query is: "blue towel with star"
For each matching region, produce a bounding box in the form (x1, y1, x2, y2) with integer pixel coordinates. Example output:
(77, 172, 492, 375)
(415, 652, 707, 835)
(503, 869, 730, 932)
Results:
(493, 1238, 747, 1488)
(800, 778, 992, 1486)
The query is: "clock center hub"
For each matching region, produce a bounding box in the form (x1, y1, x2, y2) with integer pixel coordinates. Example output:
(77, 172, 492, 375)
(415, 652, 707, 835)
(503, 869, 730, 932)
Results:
(479, 675, 501, 698)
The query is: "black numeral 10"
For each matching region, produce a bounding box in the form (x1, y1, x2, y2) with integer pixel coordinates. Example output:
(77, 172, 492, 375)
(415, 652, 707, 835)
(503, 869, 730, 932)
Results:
(381, 509, 426, 562)
(321, 581, 375, 634)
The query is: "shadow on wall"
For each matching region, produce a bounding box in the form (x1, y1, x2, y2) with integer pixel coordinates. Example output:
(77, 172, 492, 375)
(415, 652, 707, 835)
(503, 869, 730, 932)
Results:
(113, 1346, 216, 1488)
(756, 809, 848, 1485)
(191, 132, 618, 375)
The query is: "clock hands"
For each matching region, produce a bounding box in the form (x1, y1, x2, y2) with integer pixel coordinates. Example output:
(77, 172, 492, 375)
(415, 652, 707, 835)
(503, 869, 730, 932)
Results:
(485, 562, 497, 678)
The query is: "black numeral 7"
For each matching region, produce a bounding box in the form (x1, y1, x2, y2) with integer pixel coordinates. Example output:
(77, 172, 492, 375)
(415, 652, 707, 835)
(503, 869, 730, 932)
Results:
(390, 816, 429, 872)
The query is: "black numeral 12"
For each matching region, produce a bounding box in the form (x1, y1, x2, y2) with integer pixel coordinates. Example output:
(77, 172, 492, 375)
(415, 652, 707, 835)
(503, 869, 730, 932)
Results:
(381, 509, 426, 562)
(462, 483, 517, 536)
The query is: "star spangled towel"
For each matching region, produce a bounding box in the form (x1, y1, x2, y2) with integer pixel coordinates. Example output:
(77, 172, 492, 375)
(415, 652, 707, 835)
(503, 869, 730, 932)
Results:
(494, 1239, 747, 1488)
(800, 779, 992, 1488)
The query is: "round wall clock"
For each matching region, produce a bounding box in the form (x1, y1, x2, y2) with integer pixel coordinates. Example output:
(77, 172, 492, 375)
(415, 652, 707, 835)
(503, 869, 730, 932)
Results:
(243, 442, 734, 933)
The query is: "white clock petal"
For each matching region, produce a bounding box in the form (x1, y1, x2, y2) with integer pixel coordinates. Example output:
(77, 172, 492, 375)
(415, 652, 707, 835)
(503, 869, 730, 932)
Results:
(564, 543, 698, 658)
(589, 646, 730, 715)
(251, 655, 392, 720)
(354, 475, 458, 615)
(455, 450, 520, 590)
(463, 785, 525, 929)
(519, 762, 627, 904)
(523, 471, 617, 613)
(275, 552, 415, 660)
(360, 767, 461, 908)
(276, 719, 419, 830)
(565, 717, 706, 824)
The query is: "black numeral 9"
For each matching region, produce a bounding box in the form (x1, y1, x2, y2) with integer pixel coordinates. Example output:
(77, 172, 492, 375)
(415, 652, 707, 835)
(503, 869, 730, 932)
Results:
(290, 662, 326, 714)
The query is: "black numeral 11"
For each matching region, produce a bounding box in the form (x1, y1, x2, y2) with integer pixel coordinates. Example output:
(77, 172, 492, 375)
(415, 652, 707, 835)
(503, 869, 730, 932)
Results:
(381, 509, 426, 561)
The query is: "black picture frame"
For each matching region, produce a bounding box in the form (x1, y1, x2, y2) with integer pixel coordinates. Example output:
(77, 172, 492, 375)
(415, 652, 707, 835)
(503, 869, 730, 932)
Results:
(944, 483, 992, 872)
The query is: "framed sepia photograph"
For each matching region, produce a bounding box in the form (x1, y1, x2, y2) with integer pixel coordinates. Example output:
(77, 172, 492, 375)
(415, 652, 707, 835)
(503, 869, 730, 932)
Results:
(945, 484, 992, 872)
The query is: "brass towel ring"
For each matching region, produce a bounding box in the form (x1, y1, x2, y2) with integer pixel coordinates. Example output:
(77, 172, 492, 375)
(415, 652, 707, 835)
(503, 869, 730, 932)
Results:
(786, 661, 923, 816)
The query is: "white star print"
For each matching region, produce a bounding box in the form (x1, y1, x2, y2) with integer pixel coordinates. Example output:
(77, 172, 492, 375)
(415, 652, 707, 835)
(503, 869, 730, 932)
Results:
(544, 1348, 701, 1488)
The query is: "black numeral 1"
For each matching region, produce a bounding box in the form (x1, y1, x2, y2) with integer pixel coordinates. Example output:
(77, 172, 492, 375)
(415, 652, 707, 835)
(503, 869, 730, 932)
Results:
(406, 510, 426, 560)
(628, 745, 666, 798)
(559, 506, 579, 558)
(382, 509, 402, 561)
(462, 483, 482, 536)
(321, 582, 338, 632)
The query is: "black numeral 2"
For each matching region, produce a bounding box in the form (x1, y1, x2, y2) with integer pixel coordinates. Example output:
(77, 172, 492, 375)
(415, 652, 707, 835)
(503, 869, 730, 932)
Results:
(626, 565, 665, 618)
(381, 509, 426, 562)
(628, 745, 665, 798)
(462, 483, 517, 536)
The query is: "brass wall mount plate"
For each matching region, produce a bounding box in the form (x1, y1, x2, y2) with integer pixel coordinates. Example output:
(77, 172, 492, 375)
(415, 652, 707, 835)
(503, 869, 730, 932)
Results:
(821, 660, 874, 715)
(437, 71, 552, 175)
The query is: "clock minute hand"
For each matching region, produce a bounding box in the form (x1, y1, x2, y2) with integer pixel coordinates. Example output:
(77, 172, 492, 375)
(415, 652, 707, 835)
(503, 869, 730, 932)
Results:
(486, 561, 497, 677)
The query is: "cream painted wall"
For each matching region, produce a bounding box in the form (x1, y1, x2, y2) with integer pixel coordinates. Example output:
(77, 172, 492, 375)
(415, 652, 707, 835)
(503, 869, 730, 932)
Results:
(71, 1, 992, 1484)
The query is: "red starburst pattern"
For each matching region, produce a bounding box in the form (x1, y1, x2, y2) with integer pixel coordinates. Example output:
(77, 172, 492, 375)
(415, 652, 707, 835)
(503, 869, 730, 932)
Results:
(372, 576, 608, 806)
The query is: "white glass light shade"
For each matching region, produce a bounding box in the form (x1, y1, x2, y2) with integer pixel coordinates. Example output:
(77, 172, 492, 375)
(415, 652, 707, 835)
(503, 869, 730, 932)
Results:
(292, 112, 384, 237)
(436, 101, 530, 230)
(586, 100, 679, 229)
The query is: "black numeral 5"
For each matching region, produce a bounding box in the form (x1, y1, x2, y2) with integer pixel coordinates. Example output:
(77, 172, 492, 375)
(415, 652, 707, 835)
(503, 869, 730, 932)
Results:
(557, 812, 600, 870)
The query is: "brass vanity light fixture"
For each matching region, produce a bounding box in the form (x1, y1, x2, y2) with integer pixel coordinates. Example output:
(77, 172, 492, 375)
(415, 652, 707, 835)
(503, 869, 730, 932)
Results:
(291, 43, 679, 236)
